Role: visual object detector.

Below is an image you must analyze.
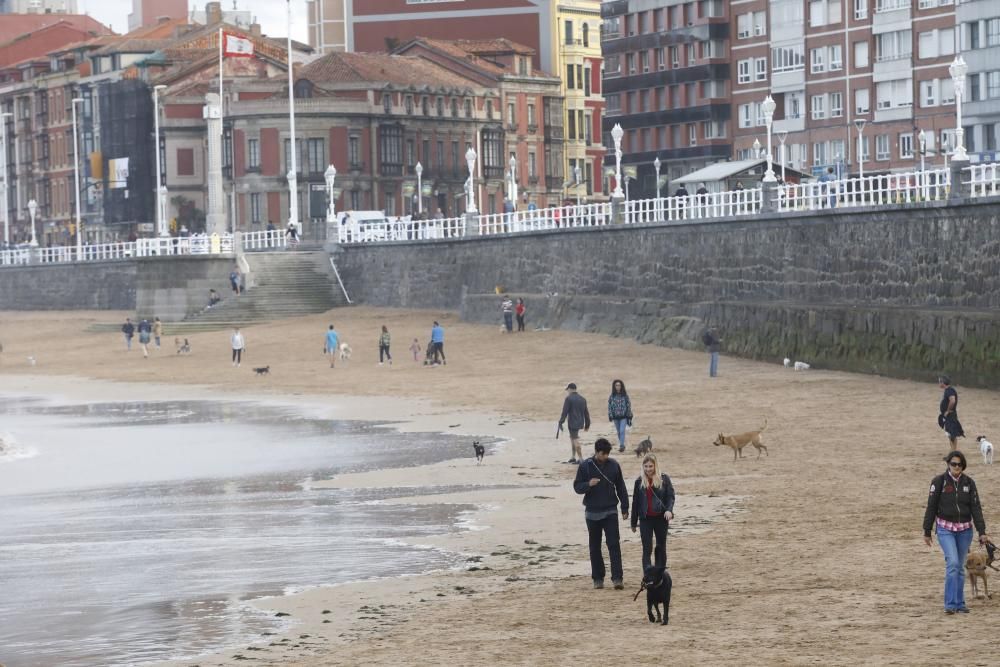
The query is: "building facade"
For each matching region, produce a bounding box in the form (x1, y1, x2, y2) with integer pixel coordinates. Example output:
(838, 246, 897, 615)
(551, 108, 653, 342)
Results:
(0, 0, 78, 12)
(128, 0, 187, 31)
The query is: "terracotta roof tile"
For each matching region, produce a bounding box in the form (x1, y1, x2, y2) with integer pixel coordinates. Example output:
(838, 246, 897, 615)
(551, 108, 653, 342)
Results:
(0, 14, 112, 44)
(300, 51, 483, 90)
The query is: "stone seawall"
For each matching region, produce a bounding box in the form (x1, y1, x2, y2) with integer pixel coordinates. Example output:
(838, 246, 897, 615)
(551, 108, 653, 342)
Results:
(336, 199, 1000, 386)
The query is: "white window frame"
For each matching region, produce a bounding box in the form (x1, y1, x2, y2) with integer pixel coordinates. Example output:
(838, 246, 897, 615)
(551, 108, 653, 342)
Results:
(854, 41, 869, 69)
(811, 94, 827, 120)
(829, 45, 843, 70)
(855, 88, 870, 114)
(854, 0, 868, 19)
(830, 91, 843, 117)
(899, 133, 914, 159)
(738, 59, 752, 84)
(875, 134, 890, 161)
(737, 13, 751, 38)
(739, 103, 752, 128)
(755, 57, 768, 81)
(811, 47, 826, 73)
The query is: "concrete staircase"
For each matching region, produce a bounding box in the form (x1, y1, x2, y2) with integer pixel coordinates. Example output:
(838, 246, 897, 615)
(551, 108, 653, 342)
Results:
(171, 251, 349, 332)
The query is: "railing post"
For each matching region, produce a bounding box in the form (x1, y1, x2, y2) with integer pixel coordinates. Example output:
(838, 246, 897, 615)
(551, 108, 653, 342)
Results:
(760, 182, 777, 214)
(611, 194, 625, 224)
(464, 211, 480, 236)
(949, 158, 970, 202)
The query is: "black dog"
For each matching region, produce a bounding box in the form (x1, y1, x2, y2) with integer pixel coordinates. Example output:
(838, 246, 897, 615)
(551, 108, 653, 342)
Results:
(637, 565, 672, 625)
(472, 441, 485, 464)
(253, 366, 270, 376)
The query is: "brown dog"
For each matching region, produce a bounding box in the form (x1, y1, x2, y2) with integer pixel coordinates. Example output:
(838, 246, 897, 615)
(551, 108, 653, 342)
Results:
(713, 419, 769, 461)
(967, 539, 999, 599)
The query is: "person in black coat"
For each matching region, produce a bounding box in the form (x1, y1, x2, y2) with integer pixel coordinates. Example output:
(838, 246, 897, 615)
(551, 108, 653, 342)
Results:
(573, 438, 629, 590)
(630, 453, 675, 570)
(937, 375, 964, 448)
(923, 450, 989, 614)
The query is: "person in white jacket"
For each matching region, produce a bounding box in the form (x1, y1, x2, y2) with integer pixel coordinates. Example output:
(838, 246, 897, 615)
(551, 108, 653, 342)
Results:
(231, 328, 245, 367)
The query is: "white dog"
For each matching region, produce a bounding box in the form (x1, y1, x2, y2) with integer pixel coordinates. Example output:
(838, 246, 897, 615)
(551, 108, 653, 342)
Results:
(783, 358, 791, 368)
(793, 361, 810, 371)
(978, 436, 994, 465)
(339, 342, 352, 361)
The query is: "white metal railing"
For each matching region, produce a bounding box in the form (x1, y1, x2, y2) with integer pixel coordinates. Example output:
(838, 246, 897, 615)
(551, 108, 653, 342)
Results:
(968, 163, 1000, 198)
(777, 168, 949, 212)
(479, 203, 612, 235)
(0, 247, 31, 266)
(628, 188, 763, 223)
(336, 216, 467, 244)
(243, 229, 287, 251)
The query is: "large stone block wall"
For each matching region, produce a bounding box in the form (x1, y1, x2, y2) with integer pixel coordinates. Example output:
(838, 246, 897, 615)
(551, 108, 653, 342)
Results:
(0, 261, 138, 311)
(134, 256, 237, 321)
(336, 199, 1000, 386)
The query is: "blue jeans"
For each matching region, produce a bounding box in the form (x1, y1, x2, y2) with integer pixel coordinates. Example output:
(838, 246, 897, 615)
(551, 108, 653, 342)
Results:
(709, 351, 719, 377)
(124, 334, 132, 350)
(503, 312, 513, 332)
(936, 525, 974, 610)
(613, 419, 628, 450)
(586, 513, 623, 582)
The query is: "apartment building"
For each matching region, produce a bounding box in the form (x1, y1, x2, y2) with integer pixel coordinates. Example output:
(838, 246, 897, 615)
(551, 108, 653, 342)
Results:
(959, 0, 1000, 155)
(600, 0, 732, 198)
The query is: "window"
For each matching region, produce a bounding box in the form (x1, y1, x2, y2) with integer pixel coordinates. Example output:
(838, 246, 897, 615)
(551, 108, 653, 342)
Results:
(970, 74, 982, 102)
(436, 140, 444, 169)
(702, 120, 726, 139)
(875, 0, 909, 12)
(686, 43, 696, 64)
(989, 71, 1000, 99)
(177, 148, 194, 176)
(876, 78, 913, 109)
(582, 23, 589, 47)
(464, 98, 473, 118)
(919, 28, 955, 59)
(854, 0, 867, 19)
(876, 134, 890, 160)
(567, 111, 576, 140)
(451, 98, 459, 117)
(641, 51, 650, 72)
(350, 191, 360, 210)
(876, 30, 911, 62)
(307, 138, 325, 173)
(899, 133, 914, 158)
(640, 89, 650, 112)
(811, 94, 827, 119)
(566, 64, 575, 89)
(855, 88, 870, 114)
(831, 92, 843, 117)
(485, 99, 494, 120)
(737, 12, 752, 38)
(405, 138, 415, 168)
(921, 79, 938, 107)
(813, 142, 827, 165)
(854, 41, 869, 68)
(771, 0, 803, 26)
(378, 125, 403, 176)
(247, 138, 259, 169)
(689, 123, 697, 146)
(348, 136, 360, 166)
(811, 47, 826, 73)
(755, 57, 768, 81)
(988, 18, 1000, 46)
(508, 101, 516, 128)
(565, 20, 574, 45)
(786, 92, 802, 119)
(250, 193, 261, 223)
(283, 138, 303, 173)
(383, 93, 392, 114)
(830, 46, 843, 70)
(738, 59, 751, 84)
(421, 96, 429, 115)
(528, 151, 537, 179)
(605, 54, 621, 77)
(831, 140, 846, 162)
(584, 111, 592, 143)
(859, 136, 870, 160)
(739, 103, 753, 128)
(772, 45, 805, 72)
(669, 46, 679, 68)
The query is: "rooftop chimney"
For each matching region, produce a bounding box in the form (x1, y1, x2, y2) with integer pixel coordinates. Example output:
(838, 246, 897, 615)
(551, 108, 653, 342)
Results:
(250, 23, 262, 38)
(206, 1, 223, 26)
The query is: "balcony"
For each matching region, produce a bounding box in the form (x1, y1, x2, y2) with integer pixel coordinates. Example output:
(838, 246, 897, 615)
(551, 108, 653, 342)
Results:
(771, 68, 805, 93)
(544, 125, 564, 142)
(773, 116, 805, 133)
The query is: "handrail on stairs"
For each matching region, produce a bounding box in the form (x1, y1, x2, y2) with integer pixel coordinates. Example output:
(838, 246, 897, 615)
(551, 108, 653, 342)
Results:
(329, 257, 353, 304)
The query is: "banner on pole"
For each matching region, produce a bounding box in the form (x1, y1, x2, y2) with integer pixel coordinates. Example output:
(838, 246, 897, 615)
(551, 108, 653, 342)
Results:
(223, 33, 254, 57)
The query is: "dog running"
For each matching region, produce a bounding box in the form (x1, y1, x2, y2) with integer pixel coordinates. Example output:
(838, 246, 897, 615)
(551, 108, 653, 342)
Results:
(966, 539, 999, 600)
(253, 366, 270, 376)
(472, 441, 485, 465)
(634, 436, 653, 458)
(978, 436, 994, 465)
(633, 565, 672, 625)
(339, 342, 352, 362)
(175, 338, 191, 354)
(714, 418, 769, 461)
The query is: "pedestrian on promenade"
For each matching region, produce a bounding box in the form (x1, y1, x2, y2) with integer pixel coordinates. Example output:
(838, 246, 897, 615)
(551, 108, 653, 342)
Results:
(515, 298, 526, 332)
(137, 318, 152, 358)
(325, 324, 339, 369)
(430, 321, 446, 365)
(573, 438, 629, 590)
(702, 328, 721, 377)
(229, 268, 241, 296)
(820, 167, 837, 208)
(607, 379, 633, 453)
(152, 317, 163, 349)
(630, 453, 675, 571)
(923, 450, 989, 613)
(938, 375, 965, 448)
(121, 317, 135, 351)
(409, 338, 421, 362)
(501, 296, 514, 333)
(378, 325, 392, 366)
(558, 382, 591, 463)
(231, 327, 245, 367)
(286, 222, 299, 245)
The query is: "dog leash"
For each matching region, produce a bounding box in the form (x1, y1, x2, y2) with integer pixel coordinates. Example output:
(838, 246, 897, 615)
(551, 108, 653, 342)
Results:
(632, 581, 646, 602)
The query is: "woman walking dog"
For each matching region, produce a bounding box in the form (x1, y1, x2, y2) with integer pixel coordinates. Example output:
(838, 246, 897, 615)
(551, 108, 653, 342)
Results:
(607, 379, 633, 453)
(630, 453, 675, 570)
(923, 450, 989, 614)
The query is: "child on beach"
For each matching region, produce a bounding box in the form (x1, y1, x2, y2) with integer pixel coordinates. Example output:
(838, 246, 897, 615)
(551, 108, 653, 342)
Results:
(409, 338, 421, 362)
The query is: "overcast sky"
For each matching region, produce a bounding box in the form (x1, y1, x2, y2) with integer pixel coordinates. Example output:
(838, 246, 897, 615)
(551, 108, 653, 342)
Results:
(81, 0, 309, 41)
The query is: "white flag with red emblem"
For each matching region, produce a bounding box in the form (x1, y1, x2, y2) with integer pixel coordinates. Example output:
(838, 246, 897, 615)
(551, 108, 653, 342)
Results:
(223, 32, 254, 57)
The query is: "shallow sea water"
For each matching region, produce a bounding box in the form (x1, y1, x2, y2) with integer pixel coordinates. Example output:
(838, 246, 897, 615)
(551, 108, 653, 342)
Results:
(0, 396, 493, 667)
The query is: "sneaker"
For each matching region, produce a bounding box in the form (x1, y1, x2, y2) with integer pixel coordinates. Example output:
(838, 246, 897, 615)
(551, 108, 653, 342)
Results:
(593, 579, 604, 589)
(378, 362, 383, 366)
(612, 580, 624, 590)
(567, 458, 578, 464)
(618, 447, 625, 453)
(945, 609, 957, 615)
(957, 607, 970, 613)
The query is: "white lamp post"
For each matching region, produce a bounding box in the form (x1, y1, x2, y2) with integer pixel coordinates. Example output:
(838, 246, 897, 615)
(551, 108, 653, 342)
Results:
(752, 137, 761, 160)
(853, 119, 866, 180)
(0, 111, 10, 246)
(286, 0, 300, 232)
(653, 155, 661, 218)
(611, 123, 624, 198)
(153, 84, 168, 236)
(465, 147, 477, 213)
(508, 155, 517, 208)
(949, 56, 968, 162)
(414, 161, 423, 215)
(324, 164, 337, 221)
(942, 133, 950, 171)
(574, 164, 582, 210)
(918, 129, 927, 199)
(762, 95, 777, 182)
(71, 97, 83, 257)
(27, 198, 37, 246)
(776, 130, 788, 183)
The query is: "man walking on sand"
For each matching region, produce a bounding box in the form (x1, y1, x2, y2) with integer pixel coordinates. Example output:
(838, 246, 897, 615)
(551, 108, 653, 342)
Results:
(938, 375, 965, 449)
(558, 382, 591, 463)
(703, 328, 721, 377)
(231, 327, 245, 367)
(121, 317, 135, 351)
(430, 321, 446, 365)
(325, 324, 339, 369)
(573, 438, 629, 590)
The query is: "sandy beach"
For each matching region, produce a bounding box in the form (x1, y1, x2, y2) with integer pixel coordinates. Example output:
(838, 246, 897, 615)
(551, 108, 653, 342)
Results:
(1, 307, 998, 666)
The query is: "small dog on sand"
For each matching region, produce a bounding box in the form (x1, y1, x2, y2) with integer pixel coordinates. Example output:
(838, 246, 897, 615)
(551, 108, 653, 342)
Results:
(978, 436, 994, 465)
(634, 565, 672, 625)
(714, 419, 769, 461)
(473, 441, 485, 464)
(175, 338, 191, 354)
(967, 539, 999, 599)
(634, 437, 653, 458)
(253, 366, 270, 376)
(339, 342, 352, 361)
(793, 361, 810, 371)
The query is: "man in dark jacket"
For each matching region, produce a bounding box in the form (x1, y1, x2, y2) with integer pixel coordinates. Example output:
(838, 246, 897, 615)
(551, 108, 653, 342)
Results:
(574, 438, 629, 589)
(558, 382, 591, 463)
(121, 317, 135, 351)
(703, 328, 721, 377)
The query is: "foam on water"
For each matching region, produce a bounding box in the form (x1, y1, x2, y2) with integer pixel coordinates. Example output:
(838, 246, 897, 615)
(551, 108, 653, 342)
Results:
(0, 432, 38, 463)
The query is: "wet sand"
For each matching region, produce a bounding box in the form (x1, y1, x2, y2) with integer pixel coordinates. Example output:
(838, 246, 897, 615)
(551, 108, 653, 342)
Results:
(1, 308, 998, 666)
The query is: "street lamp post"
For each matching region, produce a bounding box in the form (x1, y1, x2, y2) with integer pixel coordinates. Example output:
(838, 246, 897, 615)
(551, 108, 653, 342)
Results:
(753, 138, 762, 160)
(918, 129, 927, 199)
(28, 198, 37, 246)
(0, 111, 10, 246)
(653, 155, 661, 219)
(414, 161, 423, 215)
(286, 0, 300, 234)
(949, 56, 969, 162)
(762, 95, 777, 182)
(574, 164, 582, 211)
(776, 131, 788, 183)
(465, 147, 478, 213)
(611, 123, 624, 198)
(508, 155, 517, 209)
(153, 84, 168, 236)
(853, 119, 866, 180)
(324, 164, 337, 221)
(71, 97, 83, 258)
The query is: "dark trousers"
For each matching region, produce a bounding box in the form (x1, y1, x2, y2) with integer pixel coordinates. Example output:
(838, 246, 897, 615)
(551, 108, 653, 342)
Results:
(516, 314, 525, 331)
(503, 312, 513, 332)
(379, 344, 391, 363)
(232, 349, 242, 363)
(586, 513, 623, 582)
(638, 515, 668, 570)
(432, 342, 445, 363)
